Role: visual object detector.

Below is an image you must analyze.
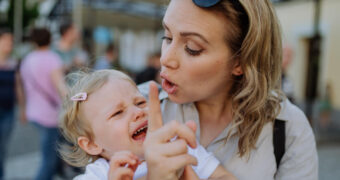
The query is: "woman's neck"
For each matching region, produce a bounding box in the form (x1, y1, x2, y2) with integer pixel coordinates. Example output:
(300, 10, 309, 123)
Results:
(195, 92, 233, 124)
(195, 91, 233, 147)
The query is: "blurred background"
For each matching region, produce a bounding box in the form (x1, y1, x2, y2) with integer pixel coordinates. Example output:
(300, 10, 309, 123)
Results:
(0, 0, 339, 179)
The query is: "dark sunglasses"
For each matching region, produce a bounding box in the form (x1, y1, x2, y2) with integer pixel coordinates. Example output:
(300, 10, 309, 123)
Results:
(193, 0, 244, 12)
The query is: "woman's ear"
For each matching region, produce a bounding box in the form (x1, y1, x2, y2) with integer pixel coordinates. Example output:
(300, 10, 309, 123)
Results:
(78, 136, 103, 155)
(232, 61, 243, 76)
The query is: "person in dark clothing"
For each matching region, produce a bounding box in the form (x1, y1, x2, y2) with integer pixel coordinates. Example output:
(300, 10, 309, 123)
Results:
(0, 28, 25, 180)
(94, 43, 117, 70)
(135, 52, 161, 85)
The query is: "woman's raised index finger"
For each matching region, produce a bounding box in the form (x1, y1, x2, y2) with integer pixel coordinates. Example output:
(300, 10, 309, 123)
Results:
(148, 81, 163, 132)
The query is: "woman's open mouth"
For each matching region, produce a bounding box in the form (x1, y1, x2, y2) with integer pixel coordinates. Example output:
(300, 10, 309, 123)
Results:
(161, 78, 178, 94)
(131, 123, 148, 142)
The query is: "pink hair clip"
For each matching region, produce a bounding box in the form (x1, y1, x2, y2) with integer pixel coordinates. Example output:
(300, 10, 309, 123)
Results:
(71, 92, 87, 101)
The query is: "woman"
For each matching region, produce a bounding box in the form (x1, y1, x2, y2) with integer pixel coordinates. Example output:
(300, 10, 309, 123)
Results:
(20, 28, 67, 180)
(141, 0, 318, 179)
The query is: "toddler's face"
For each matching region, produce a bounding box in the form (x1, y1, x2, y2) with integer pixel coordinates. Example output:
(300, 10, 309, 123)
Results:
(81, 78, 148, 159)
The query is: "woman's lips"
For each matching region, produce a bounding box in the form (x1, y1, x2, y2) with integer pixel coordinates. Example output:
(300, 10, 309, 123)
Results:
(162, 79, 178, 94)
(160, 73, 178, 94)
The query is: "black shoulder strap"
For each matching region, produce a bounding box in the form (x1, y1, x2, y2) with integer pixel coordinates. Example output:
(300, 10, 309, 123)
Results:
(273, 119, 286, 169)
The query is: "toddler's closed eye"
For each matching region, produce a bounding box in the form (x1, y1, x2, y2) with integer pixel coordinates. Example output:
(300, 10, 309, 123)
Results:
(112, 110, 123, 117)
(137, 101, 146, 106)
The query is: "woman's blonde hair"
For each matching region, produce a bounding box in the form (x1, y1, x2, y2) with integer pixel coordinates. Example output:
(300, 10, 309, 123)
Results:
(59, 69, 136, 167)
(207, 0, 284, 157)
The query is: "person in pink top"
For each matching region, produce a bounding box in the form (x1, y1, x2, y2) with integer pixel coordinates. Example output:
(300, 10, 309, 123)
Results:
(20, 28, 67, 180)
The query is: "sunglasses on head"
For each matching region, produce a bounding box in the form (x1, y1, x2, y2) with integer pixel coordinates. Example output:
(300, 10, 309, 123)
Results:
(193, 0, 243, 10)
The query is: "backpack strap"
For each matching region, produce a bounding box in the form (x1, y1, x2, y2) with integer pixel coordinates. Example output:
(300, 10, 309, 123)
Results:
(273, 119, 286, 169)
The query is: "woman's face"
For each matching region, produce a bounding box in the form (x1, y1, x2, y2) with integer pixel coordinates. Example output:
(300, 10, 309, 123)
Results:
(161, 0, 237, 104)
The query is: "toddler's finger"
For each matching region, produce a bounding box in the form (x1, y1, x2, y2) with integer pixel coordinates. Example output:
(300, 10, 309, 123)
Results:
(148, 81, 163, 132)
(109, 155, 138, 170)
(108, 167, 134, 180)
(154, 121, 197, 148)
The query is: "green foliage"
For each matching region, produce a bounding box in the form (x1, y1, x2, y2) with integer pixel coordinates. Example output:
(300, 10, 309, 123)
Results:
(4, 0, 39, 30)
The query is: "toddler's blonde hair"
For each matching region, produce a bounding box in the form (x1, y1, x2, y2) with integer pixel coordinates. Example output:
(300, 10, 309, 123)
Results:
(59, 69, 136, 167)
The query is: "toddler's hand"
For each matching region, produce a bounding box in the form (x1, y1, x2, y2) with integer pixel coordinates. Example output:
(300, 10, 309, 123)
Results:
(108, 151, 139, 180)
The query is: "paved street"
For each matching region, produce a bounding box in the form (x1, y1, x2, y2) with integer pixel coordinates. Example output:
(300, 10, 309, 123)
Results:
(3, 120, 340, 180)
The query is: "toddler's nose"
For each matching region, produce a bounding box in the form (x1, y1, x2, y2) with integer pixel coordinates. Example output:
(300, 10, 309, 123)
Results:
(132, 107, 146, 121)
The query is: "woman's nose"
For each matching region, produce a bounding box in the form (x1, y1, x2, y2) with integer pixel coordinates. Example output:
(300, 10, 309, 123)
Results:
(160, 45, 179, 70)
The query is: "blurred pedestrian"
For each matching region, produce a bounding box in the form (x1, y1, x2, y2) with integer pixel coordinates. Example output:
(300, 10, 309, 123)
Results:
(135, 52, 161, 84)
(281, 45, 295, 103)
(52, 21, 80, 73)
(319, 83, 333, 129)
(0, 28, 25, 180)
(20, 28, 67, 180)
(94, 43, 117, 70)
(74, 43, 90, 69)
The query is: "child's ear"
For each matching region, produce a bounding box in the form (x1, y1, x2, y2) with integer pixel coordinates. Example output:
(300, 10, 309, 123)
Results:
(231, 61, 243, 76)
(78, 136, 103, 155)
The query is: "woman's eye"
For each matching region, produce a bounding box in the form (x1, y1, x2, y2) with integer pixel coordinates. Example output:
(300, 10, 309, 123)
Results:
(185, 46, 203, 56)
(161, 36, 172, 44)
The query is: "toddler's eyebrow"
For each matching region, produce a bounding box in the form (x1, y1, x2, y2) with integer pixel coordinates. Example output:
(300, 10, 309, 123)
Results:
(135, 95, 146, 100)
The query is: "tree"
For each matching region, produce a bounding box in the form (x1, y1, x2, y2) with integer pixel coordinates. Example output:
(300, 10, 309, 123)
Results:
(3, 0, 39, 32)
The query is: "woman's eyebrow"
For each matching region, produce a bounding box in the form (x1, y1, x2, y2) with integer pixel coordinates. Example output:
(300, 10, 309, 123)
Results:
(162, 21, 170, 31)
(180, 32, 209, 44)
(162, 21, 209, 44)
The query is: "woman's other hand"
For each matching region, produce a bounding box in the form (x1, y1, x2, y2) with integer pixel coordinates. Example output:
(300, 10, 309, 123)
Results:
(180, 166, 200, 180)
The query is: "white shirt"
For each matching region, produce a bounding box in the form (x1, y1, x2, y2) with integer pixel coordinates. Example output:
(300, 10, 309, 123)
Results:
(74, 144, 220, 180)
(138, 82, 318, 180)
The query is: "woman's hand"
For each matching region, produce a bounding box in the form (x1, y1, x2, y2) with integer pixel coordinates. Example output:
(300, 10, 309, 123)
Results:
(144, 82, 198, 180)
(180, 166, 200, 180)
(108, 151, 139, 180)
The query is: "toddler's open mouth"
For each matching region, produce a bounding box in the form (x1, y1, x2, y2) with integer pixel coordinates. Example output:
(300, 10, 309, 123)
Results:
(132, 122, 148, 141)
